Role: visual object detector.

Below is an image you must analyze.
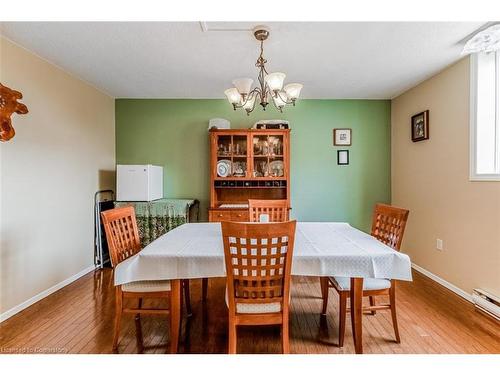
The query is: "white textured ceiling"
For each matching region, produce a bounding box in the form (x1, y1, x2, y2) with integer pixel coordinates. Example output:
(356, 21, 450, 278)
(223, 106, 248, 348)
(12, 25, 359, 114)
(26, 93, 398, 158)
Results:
(0, 22, 484, 99)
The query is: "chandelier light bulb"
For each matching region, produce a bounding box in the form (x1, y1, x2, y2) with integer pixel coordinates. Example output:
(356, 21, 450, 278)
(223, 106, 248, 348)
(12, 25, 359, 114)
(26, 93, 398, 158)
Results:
(284, 83, 303, 100)
(242, 94, 256, 113)
(224, 88, 241, 105)
(273, 91, 287, 109)
(232, 78, 254, 95)
(264, 72, 286, 92)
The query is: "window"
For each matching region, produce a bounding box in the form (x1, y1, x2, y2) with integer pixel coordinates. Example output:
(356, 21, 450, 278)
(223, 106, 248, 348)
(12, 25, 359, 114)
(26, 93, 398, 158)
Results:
(470, 52, 500, 180)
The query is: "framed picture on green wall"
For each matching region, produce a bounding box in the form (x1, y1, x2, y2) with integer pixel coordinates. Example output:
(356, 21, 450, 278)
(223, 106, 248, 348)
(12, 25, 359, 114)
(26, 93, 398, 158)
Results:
(337, 150, 349, 165)
(333, 128, 352, 146)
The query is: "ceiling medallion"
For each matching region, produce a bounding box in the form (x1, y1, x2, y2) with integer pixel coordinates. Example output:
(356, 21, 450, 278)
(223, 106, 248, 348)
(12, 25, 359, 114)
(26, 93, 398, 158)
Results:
(224, 26, 303, 115)
(462, 24, 500, 55)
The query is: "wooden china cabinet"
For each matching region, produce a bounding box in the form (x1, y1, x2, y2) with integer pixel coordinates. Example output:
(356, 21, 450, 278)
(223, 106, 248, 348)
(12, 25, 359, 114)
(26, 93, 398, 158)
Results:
(209, 128, 291, 222)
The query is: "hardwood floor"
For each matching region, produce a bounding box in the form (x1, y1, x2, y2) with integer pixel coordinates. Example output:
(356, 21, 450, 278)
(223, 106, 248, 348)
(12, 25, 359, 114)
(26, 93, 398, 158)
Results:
(0, 269, 499, 354)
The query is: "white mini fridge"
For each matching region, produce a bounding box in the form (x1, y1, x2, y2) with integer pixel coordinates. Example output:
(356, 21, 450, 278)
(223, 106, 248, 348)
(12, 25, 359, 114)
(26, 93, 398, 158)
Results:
(116, 164, 163, 201)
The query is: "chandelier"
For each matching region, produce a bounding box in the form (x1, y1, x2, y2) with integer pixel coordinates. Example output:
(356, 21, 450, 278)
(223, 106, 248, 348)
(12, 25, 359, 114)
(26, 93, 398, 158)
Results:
(224, 26, 303, 115)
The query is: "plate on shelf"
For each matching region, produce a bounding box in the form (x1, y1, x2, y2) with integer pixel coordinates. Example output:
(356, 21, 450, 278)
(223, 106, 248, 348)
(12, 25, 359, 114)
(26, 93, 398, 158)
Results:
(217, 159, 232, 177)
(269, 160, 284, 177)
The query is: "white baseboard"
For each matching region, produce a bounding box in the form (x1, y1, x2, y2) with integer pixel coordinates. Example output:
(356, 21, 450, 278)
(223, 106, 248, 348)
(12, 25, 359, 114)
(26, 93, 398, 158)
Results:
(0, 265, 96, 323)
(411, 263, 473, 303)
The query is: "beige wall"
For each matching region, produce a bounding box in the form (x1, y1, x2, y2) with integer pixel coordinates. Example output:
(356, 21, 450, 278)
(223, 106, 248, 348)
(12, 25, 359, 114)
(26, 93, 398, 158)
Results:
(392, 57, 500, 296)
(0, 37, 115, 318)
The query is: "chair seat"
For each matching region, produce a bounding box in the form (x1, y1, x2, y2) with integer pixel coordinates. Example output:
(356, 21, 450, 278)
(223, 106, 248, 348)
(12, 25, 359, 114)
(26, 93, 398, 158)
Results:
(122, 280, 171, 293)
(330, 276, 391, 291)
(225, 290, 281, 314)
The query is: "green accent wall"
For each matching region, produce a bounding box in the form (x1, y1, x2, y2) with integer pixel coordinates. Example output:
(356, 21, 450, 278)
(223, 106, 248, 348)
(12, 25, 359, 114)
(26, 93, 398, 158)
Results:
(116, 99, 391, 232)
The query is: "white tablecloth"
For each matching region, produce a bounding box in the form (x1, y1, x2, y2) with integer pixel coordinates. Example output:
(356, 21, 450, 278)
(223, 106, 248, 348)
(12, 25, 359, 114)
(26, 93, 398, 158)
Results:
(114, 222, 412, 285)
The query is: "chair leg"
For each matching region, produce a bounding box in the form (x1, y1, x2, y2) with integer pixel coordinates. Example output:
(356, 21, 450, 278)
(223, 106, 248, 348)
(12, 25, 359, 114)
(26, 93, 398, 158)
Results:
(228, 321, 237, 354)
(320, 277, 329, 315)
(112, 288, 123, 352)
(169, 280, 181, 354)
(389, 282, 401, 343)
(135, 298, 144, 353)
(202, 278, 208, 302)
(281, 314, 290, 354)
(369, 296, 376, 315)
(338, 292, 347, 347)
(183, 279, 192, 317)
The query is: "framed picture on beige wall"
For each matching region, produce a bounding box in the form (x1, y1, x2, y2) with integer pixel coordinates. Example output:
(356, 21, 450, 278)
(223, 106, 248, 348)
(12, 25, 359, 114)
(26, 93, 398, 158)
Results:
(411, 110, 429, 142)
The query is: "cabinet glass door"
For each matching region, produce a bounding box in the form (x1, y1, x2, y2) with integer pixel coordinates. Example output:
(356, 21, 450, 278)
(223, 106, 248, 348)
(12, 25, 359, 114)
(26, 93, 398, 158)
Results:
(252, 134, 285, 178)
(216, 134, 248, 178)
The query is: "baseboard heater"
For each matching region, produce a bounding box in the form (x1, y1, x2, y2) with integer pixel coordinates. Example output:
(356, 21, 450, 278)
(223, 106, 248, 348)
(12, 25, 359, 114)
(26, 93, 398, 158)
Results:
(472, 289, 500, 321)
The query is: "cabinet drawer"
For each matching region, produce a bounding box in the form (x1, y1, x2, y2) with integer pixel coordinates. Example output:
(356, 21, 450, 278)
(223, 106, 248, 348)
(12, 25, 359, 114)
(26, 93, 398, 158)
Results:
(209, 210, 232, 222)
(231, 211, 249, 222)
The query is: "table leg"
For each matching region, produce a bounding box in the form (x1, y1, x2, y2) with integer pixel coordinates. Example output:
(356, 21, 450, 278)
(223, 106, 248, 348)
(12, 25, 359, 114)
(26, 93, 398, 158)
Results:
(202, 278, 208, 302)
(170, 279, 181, 353)
(350, 277, 364, 354)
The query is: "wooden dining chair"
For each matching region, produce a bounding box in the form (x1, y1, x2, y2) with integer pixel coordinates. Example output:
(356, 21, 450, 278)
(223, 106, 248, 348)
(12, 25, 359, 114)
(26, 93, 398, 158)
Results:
(101, 206, 190, 353)
(248, 199, 289, 222)
(221, 220, 297, 354)
(320, 203, 410, 347)
(201, 199, 290, 303)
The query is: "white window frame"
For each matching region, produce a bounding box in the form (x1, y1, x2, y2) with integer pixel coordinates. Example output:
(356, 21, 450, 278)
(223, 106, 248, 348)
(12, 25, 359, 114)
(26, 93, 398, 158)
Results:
(469, 52, 500, 181)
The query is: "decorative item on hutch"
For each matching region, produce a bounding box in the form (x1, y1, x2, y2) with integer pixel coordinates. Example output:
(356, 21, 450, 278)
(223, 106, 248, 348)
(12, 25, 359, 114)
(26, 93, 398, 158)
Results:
(209, 128, 291, 222)
(224, 26, 303, 115)
(253, 119, 290, 129)
(208, 118, 230, 130)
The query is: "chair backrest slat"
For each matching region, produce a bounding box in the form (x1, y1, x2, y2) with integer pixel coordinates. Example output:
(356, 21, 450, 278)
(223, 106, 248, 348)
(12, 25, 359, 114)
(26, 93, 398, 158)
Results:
(371, 203, 409, 251)
(248, 199, 289, 222)
(101, 206, 142, 267)
(221, 221, 297, 309)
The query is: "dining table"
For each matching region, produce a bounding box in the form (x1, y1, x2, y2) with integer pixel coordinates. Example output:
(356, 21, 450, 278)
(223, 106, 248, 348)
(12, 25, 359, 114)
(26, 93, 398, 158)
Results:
(114, 222, 412, 354)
